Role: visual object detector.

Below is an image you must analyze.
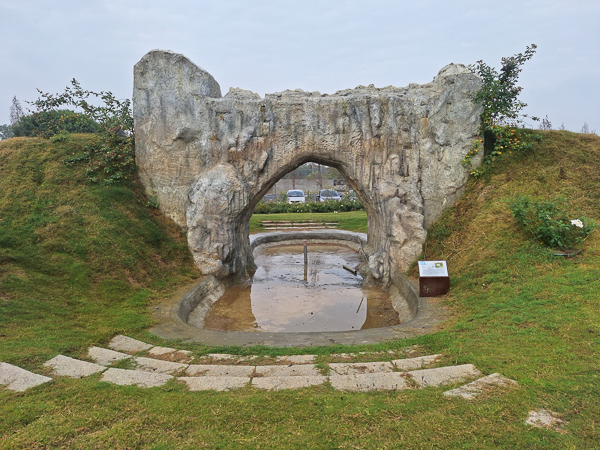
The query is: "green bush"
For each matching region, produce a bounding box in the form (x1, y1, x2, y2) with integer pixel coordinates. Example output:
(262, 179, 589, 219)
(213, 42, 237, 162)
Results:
(510, 196, 596, 250)
(12, 109, 101, 137)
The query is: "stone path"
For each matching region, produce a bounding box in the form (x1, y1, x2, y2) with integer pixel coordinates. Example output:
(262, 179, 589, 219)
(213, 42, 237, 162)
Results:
(1, 335, 518, 398)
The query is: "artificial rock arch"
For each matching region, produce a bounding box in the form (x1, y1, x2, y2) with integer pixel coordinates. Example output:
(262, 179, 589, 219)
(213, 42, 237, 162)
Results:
(133, 50, 482, 283)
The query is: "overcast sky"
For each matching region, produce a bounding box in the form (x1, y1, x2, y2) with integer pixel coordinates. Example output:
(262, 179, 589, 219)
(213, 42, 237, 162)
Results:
(1, 0, 598, 132)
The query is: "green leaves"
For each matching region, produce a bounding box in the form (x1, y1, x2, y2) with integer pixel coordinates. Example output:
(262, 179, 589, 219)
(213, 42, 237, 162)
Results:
(509, 196, 596, 250)
(470, 44, 537, 127)
(467, 45, 540, 176)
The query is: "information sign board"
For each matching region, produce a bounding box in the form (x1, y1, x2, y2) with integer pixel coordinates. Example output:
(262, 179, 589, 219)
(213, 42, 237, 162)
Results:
(418, 260, 450, 297)
(418, 260, 448, 277)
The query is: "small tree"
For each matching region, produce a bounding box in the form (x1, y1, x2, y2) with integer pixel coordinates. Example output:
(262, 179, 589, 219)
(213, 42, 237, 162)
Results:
(464, 45, 541, 175)
(539, 115, 552, 131)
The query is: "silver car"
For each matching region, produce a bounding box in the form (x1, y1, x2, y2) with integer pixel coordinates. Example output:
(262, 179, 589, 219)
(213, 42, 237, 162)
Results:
(317, 189, 342, 202)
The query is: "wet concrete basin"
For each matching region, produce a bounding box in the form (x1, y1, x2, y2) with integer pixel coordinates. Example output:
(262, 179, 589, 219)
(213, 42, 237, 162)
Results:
(204, 244, 400, 332)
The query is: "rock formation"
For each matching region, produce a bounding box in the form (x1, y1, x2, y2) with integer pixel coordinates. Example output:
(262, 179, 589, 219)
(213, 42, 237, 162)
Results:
(133, 50, 482, 283)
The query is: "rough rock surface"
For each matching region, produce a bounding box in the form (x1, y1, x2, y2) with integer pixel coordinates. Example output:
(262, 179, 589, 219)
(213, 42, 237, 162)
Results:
(134, 50, 482, 282)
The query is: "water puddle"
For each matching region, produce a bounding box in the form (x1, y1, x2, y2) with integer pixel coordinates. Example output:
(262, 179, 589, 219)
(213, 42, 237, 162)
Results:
(204, 243, 400, 332)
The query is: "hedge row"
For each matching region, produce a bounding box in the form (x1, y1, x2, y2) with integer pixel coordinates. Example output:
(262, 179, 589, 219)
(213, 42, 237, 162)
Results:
(254, 199, 365, 214)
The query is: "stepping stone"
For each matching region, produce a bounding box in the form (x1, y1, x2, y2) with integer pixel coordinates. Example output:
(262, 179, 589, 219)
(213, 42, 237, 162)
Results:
(44, 355, 107, 378)
(329, 361, 394, 375)
(101, 368, 172, 388)
(329, 373, 409, 392)
(407, 364, 481, 387)
(88, 347, 131, 366)
(109, 335, 153, 353)
(180, 376, 250, 392)
(330, 353, 355, 359)
(525, 409, 566, 431)
(148, 347, 194, 363)
(207, 353, 236, 361)
(252, 376, 327, 391)
(276, 355, 316, 364)
(254, 364, 320, 377)
(186, 364, 255, 377)
(392, 354, 441, 371)
(148, 346, 192, 357)
(0, 362, 52, 392)
(132, 356, 188, 374)
(444, 373, 518, 400)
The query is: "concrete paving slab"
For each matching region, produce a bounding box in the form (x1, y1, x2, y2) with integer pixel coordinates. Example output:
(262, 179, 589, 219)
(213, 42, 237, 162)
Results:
(525, 409, 566, 431)
(88, 347, 131, 366)
(254, 364, 320, 377)
(329, 372, 409, 392)
(252, 376, 327, 390)
(392, 354, 441, 371)
(148, 347, 194, 363)
(186, 364, 255, 377)
(44, 355, 107, 378)
(407, 364, 481, 387)
(180, 376, 250, 391)
(148, 346, 192, 356)
(329, 361, 394, 375)
(276, 355, 316, 364)
(443, 373, 518, 399)
(132, 356, 188, 374)
(109, 335, 153, 353)
(0, 362, 52, 392)
(101, 368, 172, 388)
(207, 353, 236, 361)
(149, 346, 180, 355)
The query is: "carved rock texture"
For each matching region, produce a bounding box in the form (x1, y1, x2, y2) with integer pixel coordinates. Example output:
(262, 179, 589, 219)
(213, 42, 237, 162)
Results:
(133, 50, 482, 281)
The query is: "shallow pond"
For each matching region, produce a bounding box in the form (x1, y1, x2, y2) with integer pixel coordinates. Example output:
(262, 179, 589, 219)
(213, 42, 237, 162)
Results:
(204, 243, 400, 332)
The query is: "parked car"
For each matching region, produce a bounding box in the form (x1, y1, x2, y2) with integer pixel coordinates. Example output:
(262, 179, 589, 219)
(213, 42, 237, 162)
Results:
(317, 189, 342, 202)
(345, 190, 359, 201)
(286, 189, 306, 203)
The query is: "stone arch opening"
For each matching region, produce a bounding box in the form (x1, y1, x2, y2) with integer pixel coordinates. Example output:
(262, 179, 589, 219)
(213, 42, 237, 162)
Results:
(241, 157, 374, 273)
(133, 50, 482, 284)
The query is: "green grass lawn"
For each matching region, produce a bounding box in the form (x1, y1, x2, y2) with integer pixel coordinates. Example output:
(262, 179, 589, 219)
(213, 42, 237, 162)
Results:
(249, 210, 367, 234)
(1, 131, 600, 448)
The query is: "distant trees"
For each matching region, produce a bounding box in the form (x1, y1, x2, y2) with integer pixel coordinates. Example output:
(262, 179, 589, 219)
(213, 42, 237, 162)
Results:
(0, 123, 13, 140)
(0, 96, 23, 140)
(9, 96, 24, 125)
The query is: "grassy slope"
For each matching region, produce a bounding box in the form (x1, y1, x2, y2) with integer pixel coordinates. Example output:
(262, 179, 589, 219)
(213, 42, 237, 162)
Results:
(1, 131, 600, 449)
(0, 135, 201, 368)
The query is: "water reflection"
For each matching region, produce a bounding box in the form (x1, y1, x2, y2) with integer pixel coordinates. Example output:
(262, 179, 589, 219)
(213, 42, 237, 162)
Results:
(203, 244, 399, 332)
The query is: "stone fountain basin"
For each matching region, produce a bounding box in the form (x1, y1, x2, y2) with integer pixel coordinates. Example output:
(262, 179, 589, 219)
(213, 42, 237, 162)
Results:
(150, 230, 446, 347)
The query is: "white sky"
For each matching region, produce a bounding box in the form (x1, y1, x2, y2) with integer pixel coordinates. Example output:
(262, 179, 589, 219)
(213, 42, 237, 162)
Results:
(1, 0, 598, 132)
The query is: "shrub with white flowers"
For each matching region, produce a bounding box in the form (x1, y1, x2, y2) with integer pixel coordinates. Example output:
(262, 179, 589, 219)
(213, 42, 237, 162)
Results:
(510, 197, 596, 250)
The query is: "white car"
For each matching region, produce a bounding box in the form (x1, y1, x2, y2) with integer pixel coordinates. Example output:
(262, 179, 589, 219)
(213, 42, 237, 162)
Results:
(287, 189, 306, 203)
